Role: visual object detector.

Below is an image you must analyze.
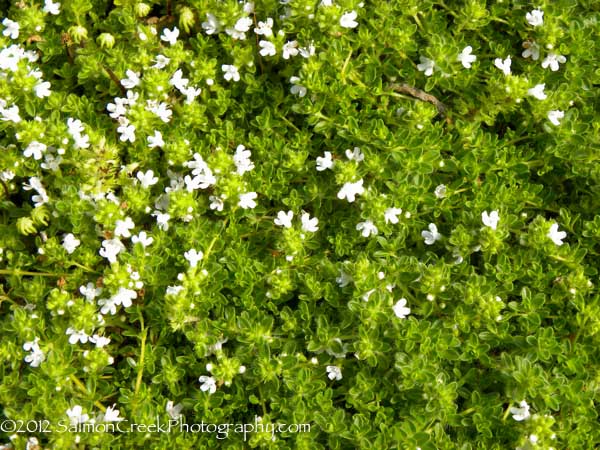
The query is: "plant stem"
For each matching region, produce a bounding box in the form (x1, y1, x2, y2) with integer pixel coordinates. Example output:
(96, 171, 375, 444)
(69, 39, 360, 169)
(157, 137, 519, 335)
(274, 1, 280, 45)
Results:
(133, 309, 147, 408)
(70, 374, 106, 411)
(0, 269, 69, 277)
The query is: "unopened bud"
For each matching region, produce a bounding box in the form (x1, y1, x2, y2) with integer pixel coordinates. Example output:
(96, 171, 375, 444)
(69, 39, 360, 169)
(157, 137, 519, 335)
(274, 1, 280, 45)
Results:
(68, 25, 88, 43)
(97, 33, 115, 49)
(179, 7, 195, 33)
(135, 2, 151, 17)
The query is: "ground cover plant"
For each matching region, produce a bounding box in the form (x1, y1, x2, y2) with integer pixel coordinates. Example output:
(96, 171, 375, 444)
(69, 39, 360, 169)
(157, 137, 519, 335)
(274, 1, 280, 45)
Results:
(1, 0, 600, 448)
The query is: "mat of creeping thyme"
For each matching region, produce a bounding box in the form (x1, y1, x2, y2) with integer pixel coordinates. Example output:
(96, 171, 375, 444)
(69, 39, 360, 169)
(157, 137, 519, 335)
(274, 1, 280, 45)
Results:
(1, 1, 600, 449)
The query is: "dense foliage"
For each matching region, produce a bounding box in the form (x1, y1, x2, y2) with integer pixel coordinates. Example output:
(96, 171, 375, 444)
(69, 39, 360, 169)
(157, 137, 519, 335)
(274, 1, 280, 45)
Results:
(1, 0, 600, 448)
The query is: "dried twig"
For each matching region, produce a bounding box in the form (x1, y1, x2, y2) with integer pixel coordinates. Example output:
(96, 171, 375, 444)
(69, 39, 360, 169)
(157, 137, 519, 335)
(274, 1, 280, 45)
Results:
(103, 65, 126, 96)
(387, 83, 448, 117)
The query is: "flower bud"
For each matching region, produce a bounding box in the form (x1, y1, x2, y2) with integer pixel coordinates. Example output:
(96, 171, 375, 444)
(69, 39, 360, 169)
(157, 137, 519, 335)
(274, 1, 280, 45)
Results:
(178, 7, 195, 33)
(68, 25, 88, 43)
(17, 217, 37, 235)
(97, 33, 115, 49)
(135, 2, 151, 17)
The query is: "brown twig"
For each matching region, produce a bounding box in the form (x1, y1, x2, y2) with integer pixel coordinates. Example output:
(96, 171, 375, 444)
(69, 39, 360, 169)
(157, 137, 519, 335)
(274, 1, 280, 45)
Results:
(0, 178, 9, 198)
(103, 65, 126, 96)
(387, 83, 448, 118)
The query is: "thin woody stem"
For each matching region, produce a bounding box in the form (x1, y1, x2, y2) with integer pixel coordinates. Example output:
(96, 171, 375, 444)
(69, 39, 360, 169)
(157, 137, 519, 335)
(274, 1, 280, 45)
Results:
(103, 65, 126, 96)
(387, 83, 448, 117)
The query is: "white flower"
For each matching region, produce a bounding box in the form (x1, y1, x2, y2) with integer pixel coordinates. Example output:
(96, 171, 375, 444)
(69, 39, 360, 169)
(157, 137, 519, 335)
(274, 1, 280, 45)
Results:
(80, 283, 102, 302)
(547, 222, 567, 246)
(527, 83, 547, 100)
(62, 233, 81, 254)
(90, 334, 111, 348)
(526, 9, 544, 27)
(147, 130, 165, 148)
(147, 101, 172, 123)
(23, 177, 49, 207)
(258, 41, 277, 56)
(66, 117, 90, 149)
(434, 184, 447, 198)
(238, 192, 257, 209)
(114, 217, 135, 238)
(41, 153, 62, 171)
(102, 404, 124, 422)
(457, 46, 476, 69)
(99, 238, 126, 264)
(166, 401, 183, 420)
(43, 0, 61, 14)
(182, 86, 202, 104)
(23, 338, 45, 367)
(316, 151, 334, 171)
(345, 146, 364, 162)
(393, 298, 411, 319)
(510, 400, 531, 421)
(117, 123, 136, 142)
(541, 52, 566, 71)
(199, 375, 217, 394)
(233, 144, 255, 175)
(282, 41, 299, 59)
(417, 56, 435, 76)
(131, 231, 153, 247)
(170, 69, 189, 91)
(340, 10, 358, 28)
(482, 210, 500, 230)
(166, 285, 184, 296)
(0, 104, 21, 122)
(274, 210, 293, 228)
(97, 297, 117, 315)
(153, 212, 171, 230)
(222, 64, 240, 82)
(547, 110, 564, 126)
(66, 406, 89, 425)
(136, 170, 159, 188)
(184, 172, 216, 191)
(66, 328, 89, 345)
(112, 287, 137, 308)
(230, 17, 253, 40)
(336, 270, 352, 287)
(299, 42, 316, 58)
(184, 249, 204, 268)
(151, 54, 170, 69)
(0, 170, 15, 181)
(73, 134, 90, 148)
(184, 153, 209, 175)
(34, 81, 51, 98)
(160, 27, 179, 45)
(254, 18, 273, 36)
(290, 77, 307, 97)
(422, 223, 442, 245)
(384, 207, 403, 224)
(107, 98, 126, 119)
(24, 141, 47, 160)
(209, 195, 225, 211)
(0, 48, 17, 72)
(522, 41, 540, 60)
(202, 13, 221, 35)
(337, 179, 365, 202)
(494, 56, 511, 75)
(356, 220, 378, 237)
(301, 212, 319, 232)
(326, 365, 342, 380)
(2, 19, 19, 40)
(121, 70, 140, 89)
